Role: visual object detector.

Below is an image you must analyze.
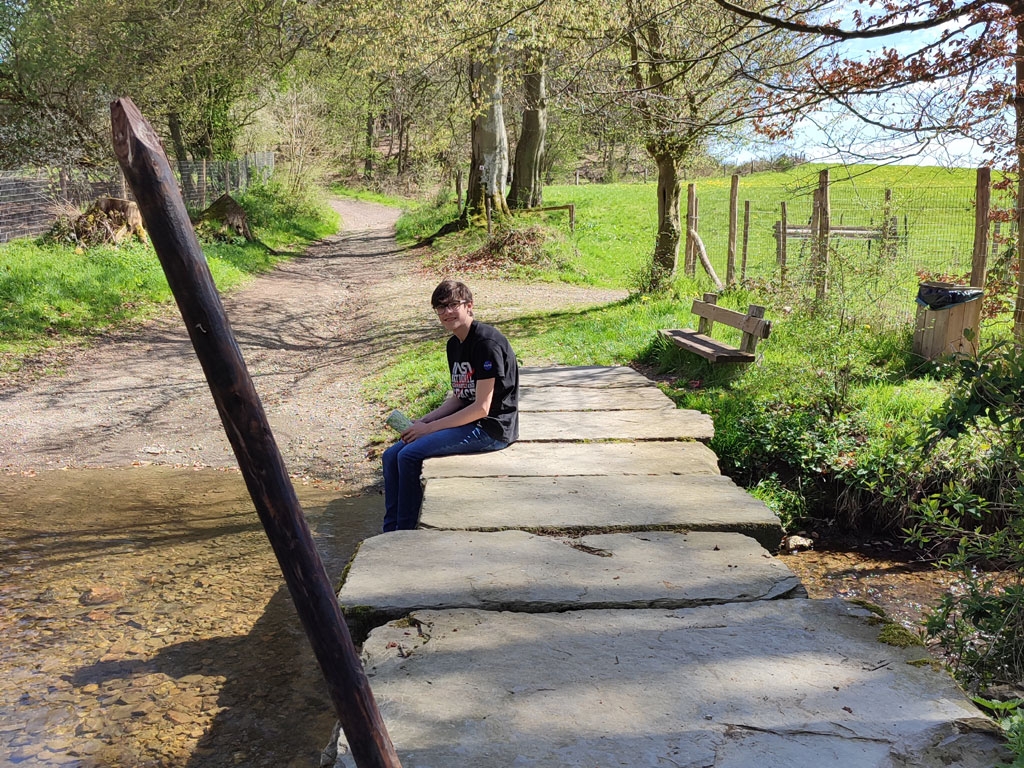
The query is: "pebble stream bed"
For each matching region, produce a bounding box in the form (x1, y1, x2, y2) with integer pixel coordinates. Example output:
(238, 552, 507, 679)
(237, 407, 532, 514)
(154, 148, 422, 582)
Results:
(0, 467, 381, 768)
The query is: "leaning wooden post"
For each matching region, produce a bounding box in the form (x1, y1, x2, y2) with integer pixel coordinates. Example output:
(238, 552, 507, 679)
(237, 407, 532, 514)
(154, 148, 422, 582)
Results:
(110, 98, 401, 768)
(726, 173, 739, 286)
(971, 166, 992, 289)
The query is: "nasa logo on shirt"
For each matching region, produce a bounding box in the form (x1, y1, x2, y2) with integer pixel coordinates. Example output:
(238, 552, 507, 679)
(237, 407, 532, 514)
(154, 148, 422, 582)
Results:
(483, 360, 494, 372)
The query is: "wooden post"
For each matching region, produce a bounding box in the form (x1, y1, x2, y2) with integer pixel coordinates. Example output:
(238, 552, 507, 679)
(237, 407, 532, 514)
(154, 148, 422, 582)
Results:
(685, 184, 697, 277)
(109, 98, 402, 768)
(815, 168, 830, 302)
(741, 200, 751, 281)
(199, 159, 207, 210)
(727, 174, 739, 286)
(485, 196, 492, 235)
(883, 188, 894, 238)
(697, 292, 717, 336)
(779, 201, 788, 285)
(971, 166, 991, 289)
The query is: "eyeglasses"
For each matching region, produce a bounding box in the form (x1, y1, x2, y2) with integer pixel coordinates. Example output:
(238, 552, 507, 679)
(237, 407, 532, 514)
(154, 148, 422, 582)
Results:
(433, 301, 466, 315)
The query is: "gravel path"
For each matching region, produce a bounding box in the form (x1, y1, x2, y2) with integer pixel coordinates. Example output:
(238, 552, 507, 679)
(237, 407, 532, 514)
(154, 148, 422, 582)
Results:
(0, 198, 628, 487)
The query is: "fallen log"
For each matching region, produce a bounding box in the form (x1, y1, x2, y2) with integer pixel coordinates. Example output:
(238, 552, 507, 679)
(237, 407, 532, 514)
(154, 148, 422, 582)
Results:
(110, 97, 401, 768)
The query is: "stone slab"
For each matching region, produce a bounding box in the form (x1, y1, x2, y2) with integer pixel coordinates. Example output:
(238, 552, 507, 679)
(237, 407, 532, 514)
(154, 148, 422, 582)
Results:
(420, 474, 782, 549)
(327, 600, 1006, 768)
(519, 365, 656, 388)
(520, 409, 713, 442)
(519, 385, 675, 412)
(339, 530, 803, 630)
(422, 440, 721, 479)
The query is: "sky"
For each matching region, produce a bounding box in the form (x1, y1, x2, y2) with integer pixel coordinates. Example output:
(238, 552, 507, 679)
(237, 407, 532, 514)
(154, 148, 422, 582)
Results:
(721, 7, 995, 168)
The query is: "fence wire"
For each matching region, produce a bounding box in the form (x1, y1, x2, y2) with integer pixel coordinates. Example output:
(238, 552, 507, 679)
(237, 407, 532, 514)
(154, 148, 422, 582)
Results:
(0, 153, 274, 244)
(696, 180, 1016, 328)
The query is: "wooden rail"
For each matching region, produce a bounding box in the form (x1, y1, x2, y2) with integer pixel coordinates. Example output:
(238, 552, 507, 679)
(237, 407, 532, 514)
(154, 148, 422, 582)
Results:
(518, 203, 575, 231)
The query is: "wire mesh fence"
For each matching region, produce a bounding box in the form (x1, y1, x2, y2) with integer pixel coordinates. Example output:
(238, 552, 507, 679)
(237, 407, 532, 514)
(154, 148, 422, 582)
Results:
(0, 153, 274, 244)
(690, 173, 1015, 329)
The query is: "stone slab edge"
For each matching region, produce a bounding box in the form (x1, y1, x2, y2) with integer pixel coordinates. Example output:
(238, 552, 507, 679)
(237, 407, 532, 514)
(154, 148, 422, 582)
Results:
(325, 600, 1008, 768)
(338, 530, 804, 639)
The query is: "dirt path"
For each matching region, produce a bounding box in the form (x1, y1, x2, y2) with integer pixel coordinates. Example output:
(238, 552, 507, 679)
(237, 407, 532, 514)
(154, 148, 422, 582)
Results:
(0, 199, 628, 487)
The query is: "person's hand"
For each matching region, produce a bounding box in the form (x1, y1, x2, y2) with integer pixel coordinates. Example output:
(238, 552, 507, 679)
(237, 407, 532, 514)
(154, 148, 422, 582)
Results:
(400, 420, 433, 444)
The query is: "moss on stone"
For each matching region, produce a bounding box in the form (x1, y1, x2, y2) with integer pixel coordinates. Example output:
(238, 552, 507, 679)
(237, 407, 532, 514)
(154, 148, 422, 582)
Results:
(879, 622, 925, 648)
(849, 598, 887, 618)
(906, 658, 943, 671)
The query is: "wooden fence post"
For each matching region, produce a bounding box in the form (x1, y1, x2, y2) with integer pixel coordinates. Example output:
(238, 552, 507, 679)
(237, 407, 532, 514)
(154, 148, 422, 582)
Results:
(971, 166, 991, 289)
(110, 98, 402, 768)
(814, 168, 830, 302)
(741, 200, 751, 282)
(685, 183, 697, 277)
(779, 201, 788, 285)
(199, 159, 207, 210)
(727, 174, 739, 286)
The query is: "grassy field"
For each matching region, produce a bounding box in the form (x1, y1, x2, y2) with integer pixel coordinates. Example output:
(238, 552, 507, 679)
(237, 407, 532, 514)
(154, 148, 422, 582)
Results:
(0, 183, 339, 372)
(543, 164, 1009, 320)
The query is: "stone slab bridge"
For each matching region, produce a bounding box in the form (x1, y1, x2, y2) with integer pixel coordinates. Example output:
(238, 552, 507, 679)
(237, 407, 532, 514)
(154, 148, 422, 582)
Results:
(325, 366, 1007, 768)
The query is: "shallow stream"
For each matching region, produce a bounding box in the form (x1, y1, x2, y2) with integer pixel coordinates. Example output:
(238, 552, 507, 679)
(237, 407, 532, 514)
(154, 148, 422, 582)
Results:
(0, 466, 382, 767)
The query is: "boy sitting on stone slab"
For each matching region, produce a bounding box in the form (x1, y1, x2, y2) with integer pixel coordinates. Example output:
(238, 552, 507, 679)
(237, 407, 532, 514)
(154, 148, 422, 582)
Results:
(381, 280, 519, 531)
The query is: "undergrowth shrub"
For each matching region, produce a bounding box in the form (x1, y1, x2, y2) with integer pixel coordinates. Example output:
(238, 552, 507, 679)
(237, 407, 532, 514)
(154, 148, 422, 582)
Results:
(663, 306, 947, 532)
(908, 340, 1024, 691)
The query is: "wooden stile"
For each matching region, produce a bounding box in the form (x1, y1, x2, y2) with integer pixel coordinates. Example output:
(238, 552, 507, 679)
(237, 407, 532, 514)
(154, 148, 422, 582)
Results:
(110, 98, 401, 768)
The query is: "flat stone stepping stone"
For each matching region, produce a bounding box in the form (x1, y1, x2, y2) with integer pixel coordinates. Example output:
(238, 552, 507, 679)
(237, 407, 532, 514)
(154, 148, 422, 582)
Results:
(325, 600, 1007, 768)
(423, 441, 721, 479)
(520, 365, 655, 388)
(520, 409, 713, 442)
(420, 474, 782, 549)
(520, 385, 675, 412)
(338, 530, 803, 633)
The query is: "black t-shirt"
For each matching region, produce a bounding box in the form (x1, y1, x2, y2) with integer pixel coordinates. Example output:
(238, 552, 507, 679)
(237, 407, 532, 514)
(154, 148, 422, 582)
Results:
(447, 320, 519, 443)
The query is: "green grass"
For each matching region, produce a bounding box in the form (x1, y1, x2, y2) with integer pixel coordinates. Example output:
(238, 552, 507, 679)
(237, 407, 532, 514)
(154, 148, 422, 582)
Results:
(330, 183, 415, 210)
(544, 163, 1007, 304)
(0, 184, 339, 372)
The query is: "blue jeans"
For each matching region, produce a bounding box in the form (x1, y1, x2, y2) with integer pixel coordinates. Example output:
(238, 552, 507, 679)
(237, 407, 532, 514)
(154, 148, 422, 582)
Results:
(381, 424, 507, 532)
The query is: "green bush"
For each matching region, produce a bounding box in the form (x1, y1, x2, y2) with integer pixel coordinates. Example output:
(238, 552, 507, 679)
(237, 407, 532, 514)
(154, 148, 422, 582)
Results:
(908, 341, 1024, 690)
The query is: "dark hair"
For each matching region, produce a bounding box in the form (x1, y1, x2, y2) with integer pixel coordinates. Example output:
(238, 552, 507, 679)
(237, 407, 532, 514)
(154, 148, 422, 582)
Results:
(431, 280, 473, 308)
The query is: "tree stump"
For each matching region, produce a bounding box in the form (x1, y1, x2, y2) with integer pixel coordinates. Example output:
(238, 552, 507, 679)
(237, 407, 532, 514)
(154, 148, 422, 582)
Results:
(195, 193, 254, 242)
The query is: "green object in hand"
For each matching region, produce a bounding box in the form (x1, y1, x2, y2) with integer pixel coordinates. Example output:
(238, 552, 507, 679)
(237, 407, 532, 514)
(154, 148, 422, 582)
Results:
(386, 410, 413, 432)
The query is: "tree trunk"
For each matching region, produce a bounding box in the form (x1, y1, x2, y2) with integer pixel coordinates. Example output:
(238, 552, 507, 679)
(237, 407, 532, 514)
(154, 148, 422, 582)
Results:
(364, 111, 375, 179)
(465, 48, 511, 221)
(650, 150, 682, 285)
(1014, 16, 1024, 341)
(508, 53, 547, 210)
(167, 111, 197, 203)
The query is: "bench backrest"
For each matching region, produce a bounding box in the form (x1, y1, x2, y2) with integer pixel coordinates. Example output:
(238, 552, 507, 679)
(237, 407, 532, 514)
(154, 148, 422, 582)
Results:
(691, 293, 771, 354)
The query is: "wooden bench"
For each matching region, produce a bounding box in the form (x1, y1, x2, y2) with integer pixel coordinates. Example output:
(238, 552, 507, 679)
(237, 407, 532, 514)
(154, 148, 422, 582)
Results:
(660, 293, 771, 364)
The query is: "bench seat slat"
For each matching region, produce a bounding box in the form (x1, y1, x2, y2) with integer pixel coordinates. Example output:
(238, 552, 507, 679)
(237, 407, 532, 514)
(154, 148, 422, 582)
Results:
(659, 329, 755, 363)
